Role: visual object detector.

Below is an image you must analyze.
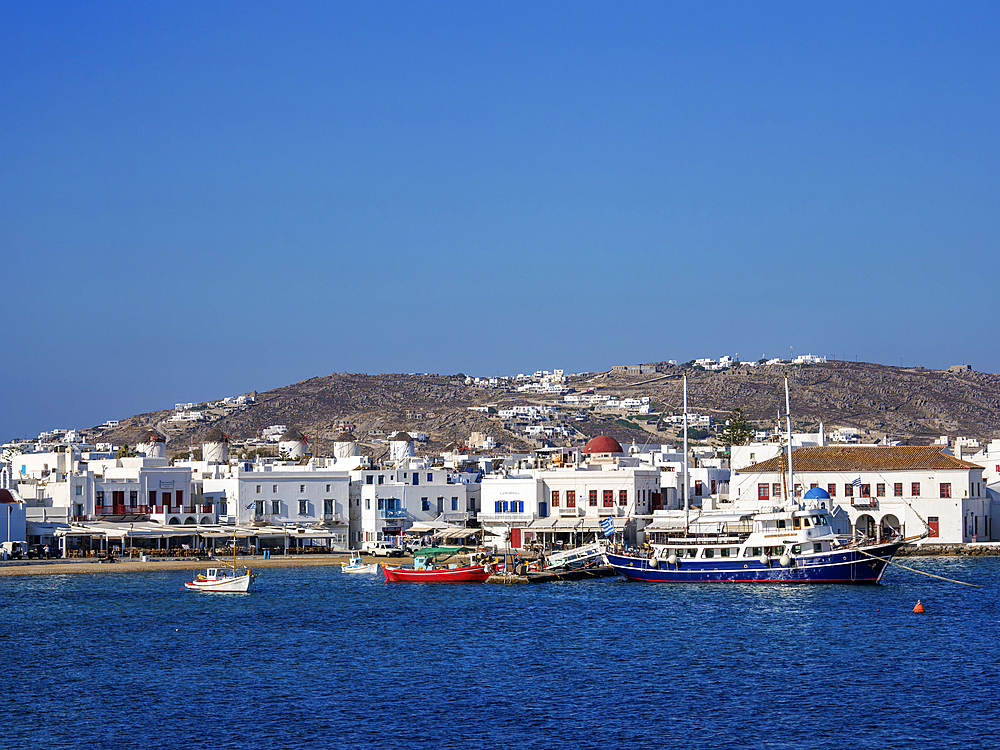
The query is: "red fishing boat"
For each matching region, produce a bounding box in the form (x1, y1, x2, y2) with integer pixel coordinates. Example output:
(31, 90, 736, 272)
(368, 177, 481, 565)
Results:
(382, 556, 491, 583)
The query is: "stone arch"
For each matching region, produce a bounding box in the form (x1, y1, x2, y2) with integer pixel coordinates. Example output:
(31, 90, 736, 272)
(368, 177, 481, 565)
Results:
(167, 517, 180, 525)
(880, 514, 901, 540)
(183, 516, 196, 525)
(201, 517, 212, 525)
(854, 514, 876, 540)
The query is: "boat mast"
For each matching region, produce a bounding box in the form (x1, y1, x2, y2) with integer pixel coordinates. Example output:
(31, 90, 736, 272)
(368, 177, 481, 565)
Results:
(683, 375, 689, 527)
(784, 377, 794, 505)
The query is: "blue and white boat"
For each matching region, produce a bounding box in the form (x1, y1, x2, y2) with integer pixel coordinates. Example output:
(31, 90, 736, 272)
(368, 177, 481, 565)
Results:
(604, 504, 905, 584)
(605, 376, 906, 584)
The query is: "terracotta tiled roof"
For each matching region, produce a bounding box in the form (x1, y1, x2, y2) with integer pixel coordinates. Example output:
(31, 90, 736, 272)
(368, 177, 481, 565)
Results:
(737, 446, 982, 474)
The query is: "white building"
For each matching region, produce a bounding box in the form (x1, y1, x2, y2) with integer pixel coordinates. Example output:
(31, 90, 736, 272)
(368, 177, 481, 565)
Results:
(355, 458, 480, 548)
(479, 436, 661, 549)
(731, 445, 994, 544)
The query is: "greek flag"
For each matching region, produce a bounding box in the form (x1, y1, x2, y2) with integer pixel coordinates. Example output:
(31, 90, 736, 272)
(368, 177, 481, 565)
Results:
(600, 517, 614, 537)
(851, 477, 862, 488)
(245, 502, 254, 509)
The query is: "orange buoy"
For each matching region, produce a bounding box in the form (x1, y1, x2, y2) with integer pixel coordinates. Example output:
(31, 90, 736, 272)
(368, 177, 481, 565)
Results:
(913, 600, 925, 613)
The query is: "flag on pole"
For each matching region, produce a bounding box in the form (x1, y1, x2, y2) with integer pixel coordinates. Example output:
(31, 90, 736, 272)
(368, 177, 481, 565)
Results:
(245, 502, 254, 509)
(600, 517, 614, 537)
(851, 477, 862, 488)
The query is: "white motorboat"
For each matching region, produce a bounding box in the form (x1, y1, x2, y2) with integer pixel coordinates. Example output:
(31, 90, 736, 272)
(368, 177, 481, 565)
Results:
(341, 554, 380, 574)
(184, 565, 256, 593)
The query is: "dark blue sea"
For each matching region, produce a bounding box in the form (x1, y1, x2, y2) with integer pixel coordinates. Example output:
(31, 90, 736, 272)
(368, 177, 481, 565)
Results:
(2, 557, 997, 750)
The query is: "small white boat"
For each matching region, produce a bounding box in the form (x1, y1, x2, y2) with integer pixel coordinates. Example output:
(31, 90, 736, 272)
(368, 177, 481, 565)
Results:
(184, 565, 256, 593)
(341, 554, 380, 574)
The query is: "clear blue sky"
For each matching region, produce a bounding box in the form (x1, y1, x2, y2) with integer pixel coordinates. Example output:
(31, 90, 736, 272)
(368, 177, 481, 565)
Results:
(2, 1, 997, 442)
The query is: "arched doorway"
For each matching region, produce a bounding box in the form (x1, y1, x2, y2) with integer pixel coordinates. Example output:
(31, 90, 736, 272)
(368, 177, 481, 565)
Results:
(880, 514, 901, 541)
(854, 514, 876, 540)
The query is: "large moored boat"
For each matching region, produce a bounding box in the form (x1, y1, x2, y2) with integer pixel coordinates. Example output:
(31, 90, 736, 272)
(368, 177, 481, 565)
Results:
(604, 505, 905, 584)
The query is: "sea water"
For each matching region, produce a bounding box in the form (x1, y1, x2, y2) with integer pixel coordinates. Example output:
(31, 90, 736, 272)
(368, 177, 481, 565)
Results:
(1, 557, 997, 750)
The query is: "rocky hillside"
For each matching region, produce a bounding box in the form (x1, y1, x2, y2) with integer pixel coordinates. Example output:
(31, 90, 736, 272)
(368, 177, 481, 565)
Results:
(93, 361, 1000, 459)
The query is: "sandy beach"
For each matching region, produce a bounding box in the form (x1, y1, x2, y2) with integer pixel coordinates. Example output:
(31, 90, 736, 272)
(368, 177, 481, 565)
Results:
(0, 553, 406, 577)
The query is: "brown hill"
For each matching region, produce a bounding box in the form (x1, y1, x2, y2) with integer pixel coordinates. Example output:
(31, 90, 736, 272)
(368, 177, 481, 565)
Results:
(92, 361, 1000, 458)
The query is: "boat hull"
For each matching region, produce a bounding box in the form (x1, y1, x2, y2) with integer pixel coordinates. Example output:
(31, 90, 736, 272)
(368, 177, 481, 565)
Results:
(526, 565, 618, 583)
(341, 563, 381, 574)
(382, 565, 490, 583)
(184, 574, 254, 593)
(605, 541, 903, 584)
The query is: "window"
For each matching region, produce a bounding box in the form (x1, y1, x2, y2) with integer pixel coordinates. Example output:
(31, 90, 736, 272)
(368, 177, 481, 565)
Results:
(845, 484, 854, 498)
(299, 485, 305, 493)
(413, 474, 419, 486)
(148, 491, 156, 505)
(772, 482, 781, 497)
(589, 490, 598, 507)
(176, 490, 183, 506)
(813, 543, 823, 553)
(758, 483, 770, 500)
(711, 480, 717, 494)
(256, 485, 262, 493)
(619, 490, 627, 506)
(366, 475, 374, 485)
(377, 498, 384, 510)
(827, 484, 836, 497)
(421, 498, 430, 512)
(437, 497, 444, 514)
(272, 485, 278, 493)
(378, 475, 384, 485)
(551, 491, 560, 507)
(940, 483, 951, 499)
(695, 481, 703, 497)
(298, 500, 307, 516)
(75, 485, 82, 496)
(427, 473, 433, 482)
(451, 497, 458, 511)
(876, 483, 885, 497)
(603, 490, 613, 508)
(911, 482, 921, 497)
(326, 484, 331, 492)
(777, 519, 786, 529)
(324, 499, 333, 515)
(271, 500, 280, 514)
(96, 491, 104, 506)
(566, 491, 576, 508)
(860, 484, 871, 498)
(894, 482, 903, 497)
(365, 499, 370, 510)
(495, 501, 502, 513)
(928, 516, 939, 537)
(218, 500, 227, 515)
(130, 490, 137, 505)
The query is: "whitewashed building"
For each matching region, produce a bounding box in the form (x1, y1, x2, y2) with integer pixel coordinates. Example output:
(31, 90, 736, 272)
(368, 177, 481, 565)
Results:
(731, 445, 993, 544)
(354, 458, 480, 548)
(479, 436, 661, 549)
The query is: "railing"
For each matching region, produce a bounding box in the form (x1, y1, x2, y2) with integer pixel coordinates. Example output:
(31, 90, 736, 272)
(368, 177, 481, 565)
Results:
(489, 513, 532, 522)
(851, 498, 878, 509)
(379, 509, 407, 519)
(557, 506, 581, 516)
(96, 505, 152, 515)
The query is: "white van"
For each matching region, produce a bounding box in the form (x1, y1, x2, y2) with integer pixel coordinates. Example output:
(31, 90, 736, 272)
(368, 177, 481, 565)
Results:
(362, 541, 404, 557)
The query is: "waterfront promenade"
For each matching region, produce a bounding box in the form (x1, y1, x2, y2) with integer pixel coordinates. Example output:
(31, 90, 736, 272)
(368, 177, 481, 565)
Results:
(0, 552, 396, 577)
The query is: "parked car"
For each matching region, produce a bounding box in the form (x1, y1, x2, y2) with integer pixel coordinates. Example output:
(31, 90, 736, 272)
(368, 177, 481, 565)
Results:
(362, 541, 404, 557)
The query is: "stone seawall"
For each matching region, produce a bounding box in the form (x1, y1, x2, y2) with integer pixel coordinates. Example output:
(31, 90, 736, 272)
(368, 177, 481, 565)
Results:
(897, 543, 1000, 557)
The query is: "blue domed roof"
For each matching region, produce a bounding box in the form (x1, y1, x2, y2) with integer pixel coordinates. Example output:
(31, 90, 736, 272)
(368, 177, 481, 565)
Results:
(803, 486, 831, 500)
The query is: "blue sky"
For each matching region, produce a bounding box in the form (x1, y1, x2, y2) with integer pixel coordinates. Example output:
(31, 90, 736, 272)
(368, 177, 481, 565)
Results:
(2, 1, 998, 441)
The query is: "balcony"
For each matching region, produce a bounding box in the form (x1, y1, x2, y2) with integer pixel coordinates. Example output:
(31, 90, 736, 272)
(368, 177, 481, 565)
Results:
(851, 497, 878, 510)
(489, 513, 533, 523)
(557, 506, 582, 517)
(380, 509, 407, 519)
